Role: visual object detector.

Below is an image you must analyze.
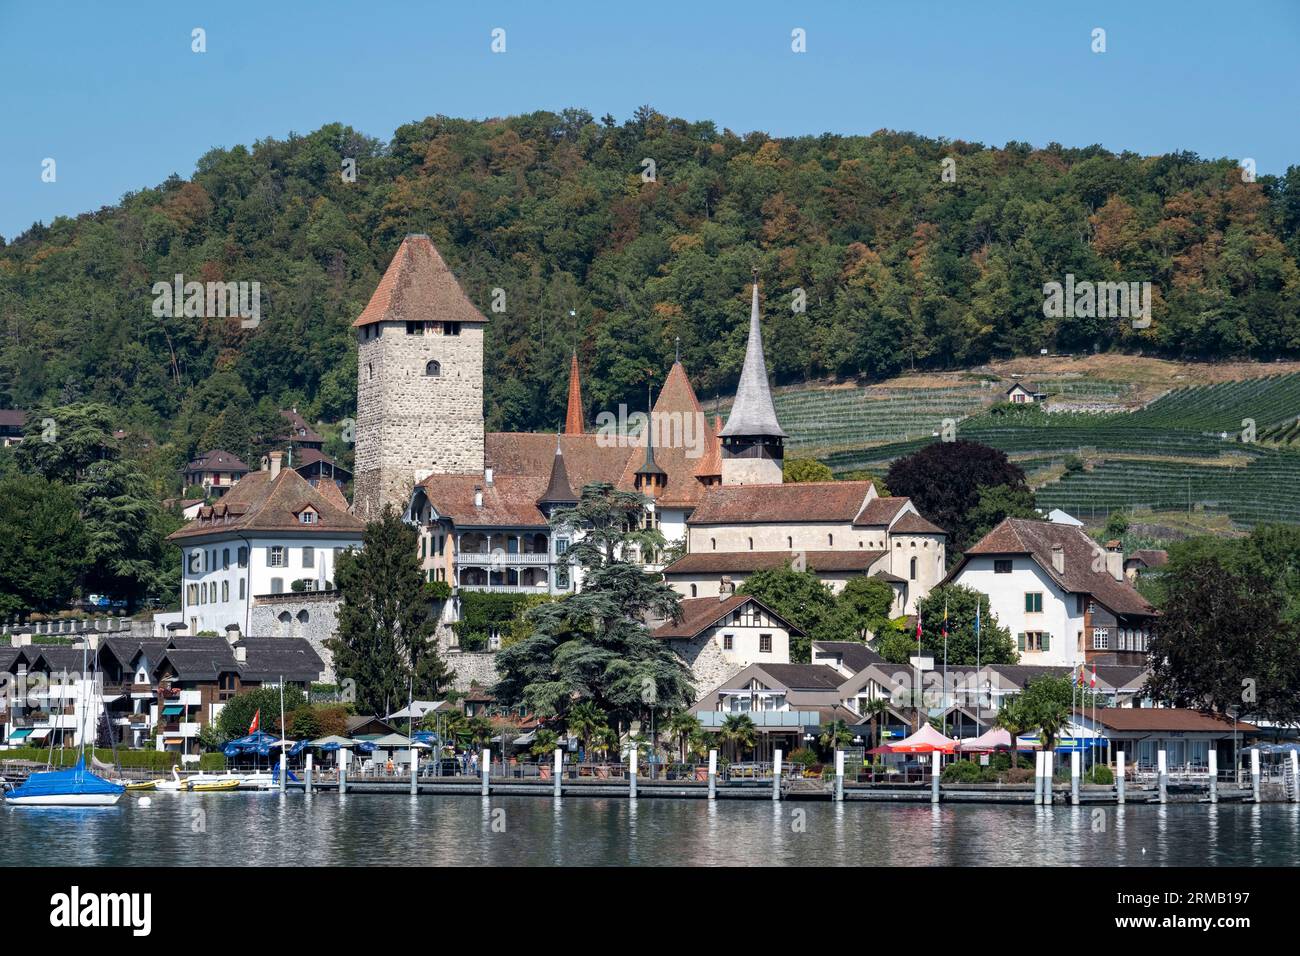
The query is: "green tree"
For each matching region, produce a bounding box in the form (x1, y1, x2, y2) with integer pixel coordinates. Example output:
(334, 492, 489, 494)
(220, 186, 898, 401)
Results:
(718, 713, 756, 761)
(330, 506, 450, 714)
(738, 563, 844, 661)
(667, 710, 702, 762)
(0, 474, 88, 616)
(216, 685, 308, 741)
(16, 403, 118, 484)
(998, 675, 1098, 753)
(913, 584, 1017, 666)
(530, 728, 560, 759)
(495, 483, 694, 729)
(783, 457, 834, 483)
(818, 719, 852, 752)
(565, 700, 607, 754)
(835, 576, 896, 640)
(965, 484, 1040, 548)
(78, 458, 177, 606)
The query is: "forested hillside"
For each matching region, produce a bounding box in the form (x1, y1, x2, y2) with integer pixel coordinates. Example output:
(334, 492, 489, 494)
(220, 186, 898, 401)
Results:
(3, 106, 1300, 472)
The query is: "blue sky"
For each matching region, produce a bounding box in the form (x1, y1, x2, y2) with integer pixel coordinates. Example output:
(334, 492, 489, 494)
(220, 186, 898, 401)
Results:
(2, 0, 1297, 240)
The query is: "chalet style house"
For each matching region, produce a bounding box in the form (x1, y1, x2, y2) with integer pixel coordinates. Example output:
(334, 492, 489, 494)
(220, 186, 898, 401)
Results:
(159, 452, 364, 636)
(946, 517, 1159, 668)
(180, 449, 249, 497)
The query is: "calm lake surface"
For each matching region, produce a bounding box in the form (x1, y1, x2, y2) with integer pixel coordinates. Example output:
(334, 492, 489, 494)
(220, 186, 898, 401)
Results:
(3, 793, 1299, 866)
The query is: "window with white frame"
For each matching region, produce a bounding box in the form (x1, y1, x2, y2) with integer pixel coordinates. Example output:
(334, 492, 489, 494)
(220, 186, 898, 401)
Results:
(1093, 628, 1110, 650)
(269, 546, 286, 567)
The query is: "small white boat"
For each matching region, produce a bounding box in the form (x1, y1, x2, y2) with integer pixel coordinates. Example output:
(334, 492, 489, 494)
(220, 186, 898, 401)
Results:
(237, 771, 274, 790)
(155, 767, 191, 792)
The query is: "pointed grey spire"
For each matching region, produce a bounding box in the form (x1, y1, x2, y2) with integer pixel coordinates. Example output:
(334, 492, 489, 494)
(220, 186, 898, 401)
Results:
(636, 385, 666, 477)
(720, 275, 786, 438)
(538, 430, 578, 506)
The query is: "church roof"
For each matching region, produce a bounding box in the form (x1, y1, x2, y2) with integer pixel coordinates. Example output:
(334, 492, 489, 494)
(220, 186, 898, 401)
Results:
(486, 433, 629, 493)
(694, 414, 724, 481)
(689, 481, 876, 525)
(564, 352, 585, 435)
(719, 280, 786, 439)
(538, 437, 579, 506)
(353, 234, 488, 328)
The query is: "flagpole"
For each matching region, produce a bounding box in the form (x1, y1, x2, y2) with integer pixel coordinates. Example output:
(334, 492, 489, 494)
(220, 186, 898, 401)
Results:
(279, 675, 286, 793)
(942, 599, 948, 737)
(974, 599, 981, 734)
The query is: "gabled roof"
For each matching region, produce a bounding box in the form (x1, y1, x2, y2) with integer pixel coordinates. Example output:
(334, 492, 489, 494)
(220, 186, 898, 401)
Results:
(168, 467, 365, 541)
(752, 664, 845, 690)
(652, 594, 803, 640)
(353, 234, 488, 328)
(232, 637, 325, 682)
(810, 640, 886, 674)
(955, 518, 1156, 617)
(1092, 708, 1256, 734)
(719, 280, 786, 439)
(279, 408, 323, 444)
(1127, 549, 1169, 569)
(418, 474, 549, 528)
(852, 496, 909, 528)
(663, 549, 885, 575)
(183, 450, 249, 475)
(486, 433, 629, 492)
(889, 511, 945, 535)
(689, 481, 874, 525)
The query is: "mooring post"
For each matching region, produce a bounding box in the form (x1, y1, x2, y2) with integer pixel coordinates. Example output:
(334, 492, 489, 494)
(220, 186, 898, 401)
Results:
(930, 751, 940, 805)
(834, 750, 845, 802)
(279, 752, 286, 793)
(1033, 750, 1043, 805)
(481, 748, 490, 797)
(1071, 750, 1080, 806)
(629, 746, 638, 800)
(305, 752, 314, 794)
(553, 748, 562, 799)
(409, 747, 417, 796)
(1251, 748, 1261, 803)
(1044, 751, 1055, 805)
(1116, 750, 1125, 805)
(1208, 748, 1218, 804)
(708, 749, 717, 801)
(772, 748, 782, 802)
(339, 753, 347, 795)
(1158, 749, 1168, 804)
(1291, 751, 1300, 803)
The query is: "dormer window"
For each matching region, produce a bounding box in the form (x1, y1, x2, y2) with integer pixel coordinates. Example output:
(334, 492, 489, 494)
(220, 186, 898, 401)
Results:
(298, 508, 318, 525)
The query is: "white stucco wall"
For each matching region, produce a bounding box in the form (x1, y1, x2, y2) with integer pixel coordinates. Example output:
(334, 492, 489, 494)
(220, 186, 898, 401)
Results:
(951, 555, 1085, 667)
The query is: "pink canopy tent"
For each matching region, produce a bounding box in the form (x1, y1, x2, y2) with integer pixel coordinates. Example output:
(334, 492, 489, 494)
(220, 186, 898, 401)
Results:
(955, 728, 1042, 752)
(883, 723, 957, 754)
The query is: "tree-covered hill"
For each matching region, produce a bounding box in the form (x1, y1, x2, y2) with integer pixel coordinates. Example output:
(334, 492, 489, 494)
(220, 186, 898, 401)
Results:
(3, 106, 1299, 472)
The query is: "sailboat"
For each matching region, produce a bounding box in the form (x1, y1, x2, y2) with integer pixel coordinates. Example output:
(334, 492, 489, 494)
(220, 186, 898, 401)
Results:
(4, 644, 125, 807)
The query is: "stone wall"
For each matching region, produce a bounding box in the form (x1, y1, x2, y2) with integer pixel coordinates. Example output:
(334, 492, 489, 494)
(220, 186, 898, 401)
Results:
(445, 650, 499, 693)
(249, 592, 341, 682)
(354, 321, 485, 521)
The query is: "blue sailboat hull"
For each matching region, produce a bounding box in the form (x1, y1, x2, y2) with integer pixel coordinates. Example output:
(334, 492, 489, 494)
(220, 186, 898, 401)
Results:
(5, 757, 124, 806)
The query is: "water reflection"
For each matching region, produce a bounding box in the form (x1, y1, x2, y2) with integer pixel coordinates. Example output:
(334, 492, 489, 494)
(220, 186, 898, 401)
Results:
(5, 794, 1299, 867)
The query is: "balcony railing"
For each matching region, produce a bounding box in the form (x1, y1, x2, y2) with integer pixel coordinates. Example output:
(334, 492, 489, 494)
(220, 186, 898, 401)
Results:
(458, 584, 549, 594)
(456, 552, 551, 565)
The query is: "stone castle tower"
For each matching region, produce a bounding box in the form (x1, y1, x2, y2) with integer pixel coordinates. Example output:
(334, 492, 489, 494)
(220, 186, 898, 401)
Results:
(353, 235, 488, 520)
(719, 275, 786, 485)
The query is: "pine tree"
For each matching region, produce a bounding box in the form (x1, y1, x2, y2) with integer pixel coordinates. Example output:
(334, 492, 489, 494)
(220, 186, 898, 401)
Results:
(330, 506, 451, 713)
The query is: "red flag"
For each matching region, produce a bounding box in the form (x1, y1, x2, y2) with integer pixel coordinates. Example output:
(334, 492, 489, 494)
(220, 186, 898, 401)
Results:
(249, 709, 260, 734)
(1090, 666, 1097, 689)
(915, 614, 922, 645)
(1077, 667, 1085, 688)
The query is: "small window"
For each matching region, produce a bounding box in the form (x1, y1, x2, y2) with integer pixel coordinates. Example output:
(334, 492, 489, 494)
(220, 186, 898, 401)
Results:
(759, 634, 772, 654)
(909, 557, 917, 580)
(711, 538, 716, 551)
(443, 321, 461, 336)
(425, 359, 441, 377)
(222, 548, 230, 570)
(406, 321, 422, 335)
(1025, 592, 1043, 613)
(299, 509, 317, 524)
(269, 546, 286, 568)
(200, 583, 207, 603)
(748, 537, 753, 551)
(787, 536, 793, 549)
(994, 559, 1012, 574)
(828, 533, 833, 547)
(237, 546, 248, 568)
(690, 584, 697, 597)
(367, 363, 373, 381)
(221, 581, 229, 602)
(302, 546, 315, 568)
(1093, 628, 1110, 650)
(722, 634, 734, 651)
(239, 579, 246, 600)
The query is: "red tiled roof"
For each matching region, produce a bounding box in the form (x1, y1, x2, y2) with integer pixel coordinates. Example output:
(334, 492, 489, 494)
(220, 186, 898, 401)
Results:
(280, 408, 323, 444)
(0, 409, 26, 429)
(694, 414, 724, 481)
(652, 593, 803, 640)
(564, 353, 585, 435)
(890, 511, 945, 535)
(853, 496, 909, 527)
(353, 235, 488, 328)
(486, 433, 630, 492)
(689, 481, 875, 525)
(663, 549, 885, 575)
(617, 362, 714, 508)
(417, 474, 548, 528)
(958, 518, 1156, 617)
(168, 468, 364, 540)
(1094, 708, 1257, 733)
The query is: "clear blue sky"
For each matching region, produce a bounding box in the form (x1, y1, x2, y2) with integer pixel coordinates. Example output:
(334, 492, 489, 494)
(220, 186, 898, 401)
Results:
(2, 0, 1297, 241)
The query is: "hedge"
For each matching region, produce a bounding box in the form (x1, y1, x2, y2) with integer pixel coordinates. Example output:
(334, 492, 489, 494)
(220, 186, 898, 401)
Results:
(0, 747, 226, 771)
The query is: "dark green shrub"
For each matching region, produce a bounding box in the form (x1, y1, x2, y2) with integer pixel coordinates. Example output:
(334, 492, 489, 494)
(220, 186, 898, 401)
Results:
(1087, 764, 1114, 785)
(942, 759, 985, 783)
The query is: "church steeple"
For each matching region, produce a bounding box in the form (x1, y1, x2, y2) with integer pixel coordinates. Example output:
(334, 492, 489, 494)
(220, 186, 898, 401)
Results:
(634, 385, 667, 497)
(564, 351, 585, 435)
(538, 433, 578, 509)
(719, 271, 785, 485)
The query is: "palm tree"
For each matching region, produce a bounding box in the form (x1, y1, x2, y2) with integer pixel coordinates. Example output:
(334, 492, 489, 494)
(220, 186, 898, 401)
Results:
(530, 728, 560, 760)
(686, 729, 713, 762)
(995, 701, 1031, 773)
(862, 698, 892, 753)
(466, 715, 493, 749)
(566, 701, 606, 756)
(718, 713, 757, 762)
(667, 711, 702, 762)
(818, 719, 853, 753)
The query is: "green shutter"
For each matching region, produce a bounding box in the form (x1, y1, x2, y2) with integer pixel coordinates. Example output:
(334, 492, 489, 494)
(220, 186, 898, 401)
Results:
(1017, 633, 1026, 652)
(1024, 593, 1033, 612)
(1041, 632, 1050, 651)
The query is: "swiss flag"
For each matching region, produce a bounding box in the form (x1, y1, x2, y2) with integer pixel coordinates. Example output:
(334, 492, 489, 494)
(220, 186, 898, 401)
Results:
(1090, 666, 1097, 689)
(249, 709, 260, 734)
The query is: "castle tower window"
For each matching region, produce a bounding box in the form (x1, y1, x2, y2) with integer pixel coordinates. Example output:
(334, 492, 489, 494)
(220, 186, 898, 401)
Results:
(443, 321, 461, 336)
(910, 557, 917, 580)
(425, 360, 441, 377)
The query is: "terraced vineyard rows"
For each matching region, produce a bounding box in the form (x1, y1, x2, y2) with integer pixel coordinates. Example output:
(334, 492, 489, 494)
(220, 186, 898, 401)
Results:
(807, 371, 1300, 527)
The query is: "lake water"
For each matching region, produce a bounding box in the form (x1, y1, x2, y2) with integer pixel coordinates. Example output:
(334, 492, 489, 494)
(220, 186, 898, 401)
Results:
(3, 792, 1299, 866)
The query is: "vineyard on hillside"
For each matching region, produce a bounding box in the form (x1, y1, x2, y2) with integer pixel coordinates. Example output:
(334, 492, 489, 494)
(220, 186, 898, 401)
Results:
(793, 372, 1300, 527)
